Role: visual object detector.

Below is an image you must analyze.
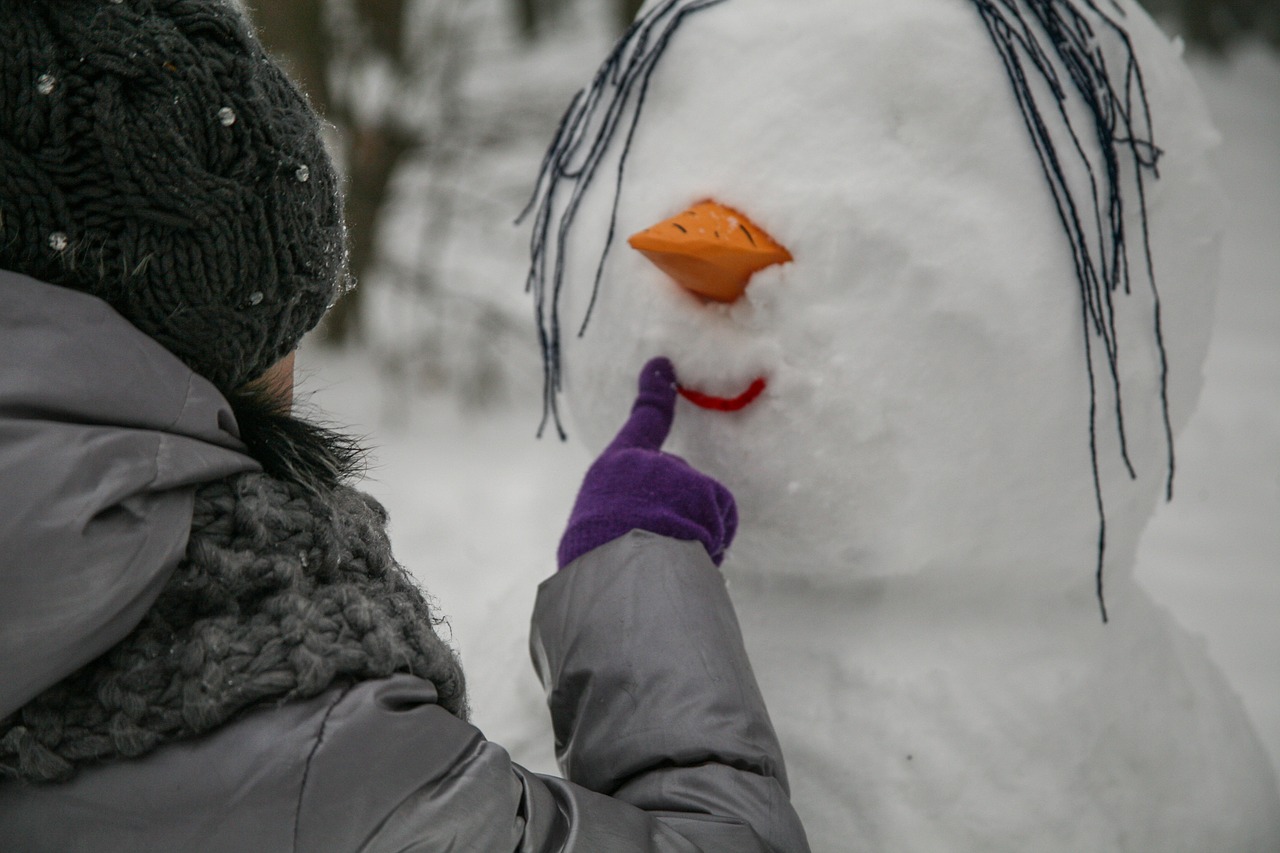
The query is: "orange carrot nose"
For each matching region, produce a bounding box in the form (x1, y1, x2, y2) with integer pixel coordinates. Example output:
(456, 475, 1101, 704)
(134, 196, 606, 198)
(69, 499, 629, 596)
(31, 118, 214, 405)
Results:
(627, 200, 792, 303)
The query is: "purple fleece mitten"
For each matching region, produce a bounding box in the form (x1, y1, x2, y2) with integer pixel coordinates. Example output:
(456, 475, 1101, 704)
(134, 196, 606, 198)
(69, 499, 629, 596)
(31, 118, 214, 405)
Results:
(557, 357, 738, 569)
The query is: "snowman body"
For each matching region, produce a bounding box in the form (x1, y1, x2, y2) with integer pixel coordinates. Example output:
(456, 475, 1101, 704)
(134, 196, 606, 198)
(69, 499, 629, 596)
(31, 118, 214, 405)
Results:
(530, 0, 1280, 848)
(728, 568, 1279, 850)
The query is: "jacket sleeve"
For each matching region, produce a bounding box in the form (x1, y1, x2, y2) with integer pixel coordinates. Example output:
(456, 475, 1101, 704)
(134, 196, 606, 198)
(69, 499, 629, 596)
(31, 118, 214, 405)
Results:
(528, 530, 809, 853)
(295, 532, 808, 853)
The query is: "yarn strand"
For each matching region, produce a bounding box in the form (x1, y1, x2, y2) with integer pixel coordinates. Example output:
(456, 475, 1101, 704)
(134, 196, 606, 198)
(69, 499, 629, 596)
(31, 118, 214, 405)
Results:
(518, 0, 731, 439)
(969, 0, 1167, 621)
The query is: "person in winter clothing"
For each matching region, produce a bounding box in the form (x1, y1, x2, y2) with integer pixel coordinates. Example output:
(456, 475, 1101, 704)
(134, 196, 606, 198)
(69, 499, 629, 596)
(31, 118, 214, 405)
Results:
(0, 2, 810, 851)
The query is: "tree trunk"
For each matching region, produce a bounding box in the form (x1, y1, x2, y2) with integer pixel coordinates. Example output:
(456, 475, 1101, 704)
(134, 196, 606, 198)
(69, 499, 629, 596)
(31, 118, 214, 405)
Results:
(248, 0, 413, 346)
(248, 0, 333, 113)
(1180, 0, 1227, 51)
(247, 0, 376, 345)
(513, 0, 539, 40)
(325, 122, 417, 344)
(616, 0, 644, 32)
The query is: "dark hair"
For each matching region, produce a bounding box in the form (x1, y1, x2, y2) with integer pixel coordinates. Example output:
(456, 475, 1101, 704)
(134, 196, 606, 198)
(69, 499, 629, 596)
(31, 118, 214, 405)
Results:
(226, 385, 368, 495)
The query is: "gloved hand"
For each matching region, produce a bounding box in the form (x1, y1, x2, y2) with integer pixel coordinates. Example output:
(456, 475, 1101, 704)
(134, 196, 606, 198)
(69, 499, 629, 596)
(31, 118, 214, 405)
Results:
(557, 357, 738, 569)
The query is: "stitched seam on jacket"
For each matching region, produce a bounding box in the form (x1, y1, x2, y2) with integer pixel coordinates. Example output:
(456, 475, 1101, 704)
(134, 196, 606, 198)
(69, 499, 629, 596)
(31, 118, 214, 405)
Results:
(293, 685, 356, 852)
(165, 371, 199, 433)
(146, 371, 198, 491)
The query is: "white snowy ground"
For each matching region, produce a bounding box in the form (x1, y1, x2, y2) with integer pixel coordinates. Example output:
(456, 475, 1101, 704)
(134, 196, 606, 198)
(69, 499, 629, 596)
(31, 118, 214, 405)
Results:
(305, 44, 1280, 783)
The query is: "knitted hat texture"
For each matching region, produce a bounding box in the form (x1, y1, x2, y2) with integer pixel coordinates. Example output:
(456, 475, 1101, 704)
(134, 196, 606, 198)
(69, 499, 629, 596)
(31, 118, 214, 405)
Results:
(0, 0, 348, 392)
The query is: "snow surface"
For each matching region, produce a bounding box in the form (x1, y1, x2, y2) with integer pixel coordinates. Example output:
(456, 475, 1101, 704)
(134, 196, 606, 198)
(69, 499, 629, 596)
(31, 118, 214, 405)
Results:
(1134, 40, 1280, 798)
(304, 16, 1280, 852)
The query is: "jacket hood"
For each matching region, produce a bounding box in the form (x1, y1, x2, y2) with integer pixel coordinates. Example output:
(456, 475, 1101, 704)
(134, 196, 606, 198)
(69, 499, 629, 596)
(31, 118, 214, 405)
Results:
(0, 270, 259, 720)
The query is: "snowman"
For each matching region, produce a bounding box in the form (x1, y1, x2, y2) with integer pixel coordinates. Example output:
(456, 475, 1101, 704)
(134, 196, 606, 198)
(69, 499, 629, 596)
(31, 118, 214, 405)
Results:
(522, 0, 1280, 849)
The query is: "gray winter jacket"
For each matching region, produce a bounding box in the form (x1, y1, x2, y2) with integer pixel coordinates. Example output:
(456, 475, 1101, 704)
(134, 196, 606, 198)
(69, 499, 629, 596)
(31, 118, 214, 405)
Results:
(0, 271, 809, 852)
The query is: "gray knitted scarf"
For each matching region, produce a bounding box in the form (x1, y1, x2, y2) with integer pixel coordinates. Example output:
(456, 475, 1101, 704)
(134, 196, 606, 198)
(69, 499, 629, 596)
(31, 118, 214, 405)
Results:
(0, 471, 468, 784)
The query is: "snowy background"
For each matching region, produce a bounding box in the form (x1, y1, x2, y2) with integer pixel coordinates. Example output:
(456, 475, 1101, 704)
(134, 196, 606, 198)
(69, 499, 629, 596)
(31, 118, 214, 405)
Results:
(300, 18, 1280, 783)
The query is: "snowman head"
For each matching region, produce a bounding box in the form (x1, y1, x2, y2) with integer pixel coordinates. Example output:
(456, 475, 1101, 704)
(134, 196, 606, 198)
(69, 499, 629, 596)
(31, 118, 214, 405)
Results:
(525, 0, 1221, 616)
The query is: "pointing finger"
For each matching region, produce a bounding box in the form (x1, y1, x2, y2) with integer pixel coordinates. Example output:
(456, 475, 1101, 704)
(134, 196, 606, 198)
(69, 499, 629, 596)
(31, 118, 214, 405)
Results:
(607, 357, 678, 452)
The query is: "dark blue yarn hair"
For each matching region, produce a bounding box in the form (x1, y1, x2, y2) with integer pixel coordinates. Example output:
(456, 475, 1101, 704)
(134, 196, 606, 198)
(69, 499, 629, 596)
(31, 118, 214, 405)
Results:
(522, 0, 1170, 622)
(970, 0, 1168, 622)
(518, 0, 732, 440)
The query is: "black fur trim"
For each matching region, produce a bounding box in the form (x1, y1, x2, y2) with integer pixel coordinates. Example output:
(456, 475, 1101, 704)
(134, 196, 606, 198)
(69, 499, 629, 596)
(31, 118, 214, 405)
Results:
(225, 385, 368, 495)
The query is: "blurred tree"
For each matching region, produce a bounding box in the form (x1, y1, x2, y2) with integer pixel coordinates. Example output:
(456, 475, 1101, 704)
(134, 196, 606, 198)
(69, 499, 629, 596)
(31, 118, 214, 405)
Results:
(616, 0, 644, 31)
(1140, 0, 1280, 51)
(246, 0, 650, 347)
(246, 0, 472, 344)
(511, 0, 643, 41)
(511, 0, 566, 39)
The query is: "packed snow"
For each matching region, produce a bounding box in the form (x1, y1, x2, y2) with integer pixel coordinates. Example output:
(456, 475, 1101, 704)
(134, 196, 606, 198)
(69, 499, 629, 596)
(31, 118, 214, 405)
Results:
(305, 4, 1280, 849)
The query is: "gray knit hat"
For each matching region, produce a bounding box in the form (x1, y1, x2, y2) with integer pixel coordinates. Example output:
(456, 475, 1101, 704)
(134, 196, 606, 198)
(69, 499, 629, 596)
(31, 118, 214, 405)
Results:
(0, 0, 348, 393)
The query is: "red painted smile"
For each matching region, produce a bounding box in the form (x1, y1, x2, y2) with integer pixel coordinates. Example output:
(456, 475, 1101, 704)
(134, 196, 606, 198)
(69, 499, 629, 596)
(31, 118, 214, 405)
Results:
(677, 377, 768, 412)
